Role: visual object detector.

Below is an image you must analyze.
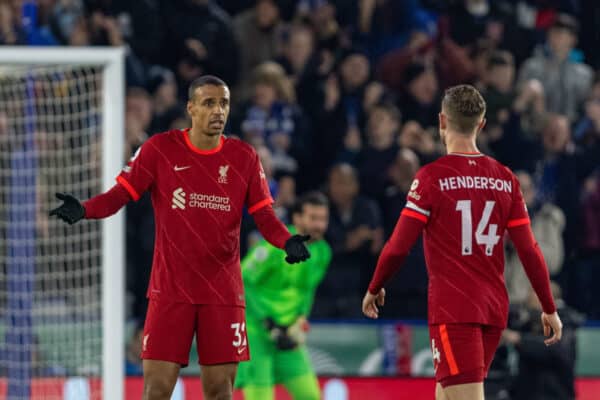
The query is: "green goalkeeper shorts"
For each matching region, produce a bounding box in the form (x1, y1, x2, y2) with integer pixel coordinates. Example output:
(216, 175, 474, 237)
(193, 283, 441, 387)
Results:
(235, 318, 314, 388)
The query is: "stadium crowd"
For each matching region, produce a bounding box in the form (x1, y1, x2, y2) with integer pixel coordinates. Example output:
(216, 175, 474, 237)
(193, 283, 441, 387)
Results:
(2, 0, 599, 324)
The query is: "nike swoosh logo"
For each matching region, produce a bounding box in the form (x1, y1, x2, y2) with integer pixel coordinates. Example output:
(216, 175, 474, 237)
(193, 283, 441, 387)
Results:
(174, 165, 191, 171)
(237, 347, 246, 355)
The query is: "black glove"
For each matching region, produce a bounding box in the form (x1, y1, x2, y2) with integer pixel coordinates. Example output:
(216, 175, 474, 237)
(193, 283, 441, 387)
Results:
(284, 234, 311, 264)
(49, 193, 85, 225)
(264, 318, 297, 350)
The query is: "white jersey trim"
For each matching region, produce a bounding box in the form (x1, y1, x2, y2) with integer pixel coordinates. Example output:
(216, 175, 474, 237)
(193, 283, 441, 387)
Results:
(406, 201, 431, 216)
(447, 152, 485, 158)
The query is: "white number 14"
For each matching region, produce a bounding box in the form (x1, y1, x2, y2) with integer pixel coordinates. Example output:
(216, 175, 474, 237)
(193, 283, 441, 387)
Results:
(456, 200, 500, 256)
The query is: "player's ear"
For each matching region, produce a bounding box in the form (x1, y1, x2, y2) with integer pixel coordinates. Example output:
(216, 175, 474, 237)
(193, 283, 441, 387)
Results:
(478, 117, 487, 133)
(186, 101, 194, 117)
(438, 112, 446, 131)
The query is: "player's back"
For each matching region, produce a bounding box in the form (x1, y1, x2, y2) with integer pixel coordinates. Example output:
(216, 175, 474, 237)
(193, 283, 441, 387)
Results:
(407, 153, 526, 328)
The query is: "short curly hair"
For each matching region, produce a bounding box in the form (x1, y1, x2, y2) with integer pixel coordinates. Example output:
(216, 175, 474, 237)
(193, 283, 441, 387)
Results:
(441, 84, 486, 134)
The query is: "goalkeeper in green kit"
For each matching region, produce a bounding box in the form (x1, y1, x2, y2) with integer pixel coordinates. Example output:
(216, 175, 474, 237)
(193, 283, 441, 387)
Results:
(236, 191, 332, 400)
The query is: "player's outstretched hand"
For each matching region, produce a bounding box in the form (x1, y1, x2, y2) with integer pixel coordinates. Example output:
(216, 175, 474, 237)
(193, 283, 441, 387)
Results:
(49, 193, 85, 225)
(284, 234, 311, 264)
(362, 288, 385, 319)
(542, 311, 563, 346)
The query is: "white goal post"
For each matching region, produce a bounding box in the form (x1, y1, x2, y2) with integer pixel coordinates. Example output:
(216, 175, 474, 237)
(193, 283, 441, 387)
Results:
(0, 47, 125, 400)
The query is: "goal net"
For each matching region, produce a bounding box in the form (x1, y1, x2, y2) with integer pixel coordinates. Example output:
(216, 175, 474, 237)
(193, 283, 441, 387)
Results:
(0, 48, 124, 400)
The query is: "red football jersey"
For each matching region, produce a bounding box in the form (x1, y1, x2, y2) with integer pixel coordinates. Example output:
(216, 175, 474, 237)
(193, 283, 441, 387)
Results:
(405, 153, 529, 327)
(117, 129, 273, 305)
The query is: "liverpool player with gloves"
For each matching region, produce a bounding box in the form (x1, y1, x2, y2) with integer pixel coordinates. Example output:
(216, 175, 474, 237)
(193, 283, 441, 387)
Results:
(50, 75, 310, 400)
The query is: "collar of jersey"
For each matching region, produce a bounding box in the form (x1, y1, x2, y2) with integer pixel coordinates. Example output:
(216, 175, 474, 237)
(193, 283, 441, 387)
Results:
(182, 129, 224, 155)
(448, 152, 484, 157)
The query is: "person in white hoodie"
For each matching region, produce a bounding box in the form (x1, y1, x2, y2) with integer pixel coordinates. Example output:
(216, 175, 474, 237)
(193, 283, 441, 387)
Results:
(518, 13, 593, 122)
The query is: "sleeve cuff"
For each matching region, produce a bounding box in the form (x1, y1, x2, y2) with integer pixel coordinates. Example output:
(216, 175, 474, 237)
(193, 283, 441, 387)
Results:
(248, 197, 273, 214)
(116, 175, 140, 201)
(507, 218, 530, 228)
(401, 209, 428, 223)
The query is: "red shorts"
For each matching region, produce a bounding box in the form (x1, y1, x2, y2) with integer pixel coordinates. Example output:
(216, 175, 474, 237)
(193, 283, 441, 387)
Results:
(429, 323, 502, 388)
(141, 299, 249, 366)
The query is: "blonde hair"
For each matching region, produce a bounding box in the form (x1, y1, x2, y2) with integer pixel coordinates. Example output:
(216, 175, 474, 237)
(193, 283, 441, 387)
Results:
(252, 62, 296, 104)
(442, 84, 486, 134)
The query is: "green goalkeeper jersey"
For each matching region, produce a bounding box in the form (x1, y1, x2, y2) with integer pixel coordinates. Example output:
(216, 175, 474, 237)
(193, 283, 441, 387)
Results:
(242, 226, 332, 326)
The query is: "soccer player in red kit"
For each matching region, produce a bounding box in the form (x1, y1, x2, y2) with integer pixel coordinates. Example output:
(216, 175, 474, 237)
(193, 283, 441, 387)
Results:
(362, 85, 563, 400)
(49, 75, 311, 400)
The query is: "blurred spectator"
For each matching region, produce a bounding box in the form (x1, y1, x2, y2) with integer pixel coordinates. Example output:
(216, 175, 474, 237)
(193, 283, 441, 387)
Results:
(511, 78, 547, 140)
(505, 171, 565, 305)
(125, 87, 152, 155)
(379, 147, 427, 318)
(518, 14, 593, 121)
(315, 163, 383, 318)
(297, 0, 343, 52)
(241, 144, 297, 252)
(101, 0, 165, 65)
(397, 61, 439, 129)
(504, 283, 583, 400)
(486, 77, 546, 172)
(19, 0, 60, 45)
(381, 148, 420, 236)
(67, 10, 147, 86)
(50, 0, 84, 44)
(233, 0, 284, 98)
(277, 24, 333, 122)
(256, 144, 296, 219)
(56, 0, 165, 63)
(355, 102, 401, 199)
(356, 0, 435, 61)
(571, 171, 600, 317)
(573, 79, 600, 147)
(470, 39, 494, 90)
(377, 24, 475, 94)
(314, 48, 373, 184)
(279, 24, 317, 85)
(397, 120, 439, 165)
(125, 322, 144, 376)
(231, 62, 310, 183)
(124, 88, 155, 320)
(146, 67, 182, 133)
(163, 0, 240, 97)
(445, 0, 496, 47)
(481, 51, 515, 129)
(0, 1, 26, 45)
(479, 50, 519, 159)
(535, 114, 593, 256)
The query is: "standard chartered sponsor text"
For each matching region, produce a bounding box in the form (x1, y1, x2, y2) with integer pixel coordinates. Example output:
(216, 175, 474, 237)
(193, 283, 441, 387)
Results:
(189, 193, 231, 211)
